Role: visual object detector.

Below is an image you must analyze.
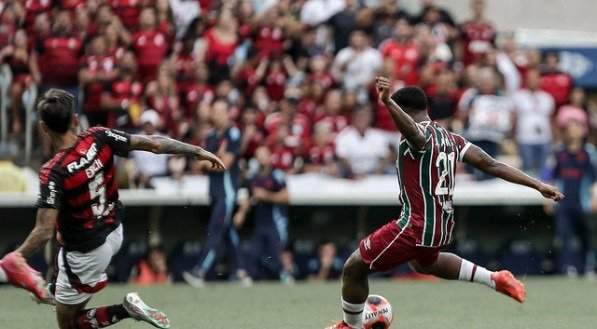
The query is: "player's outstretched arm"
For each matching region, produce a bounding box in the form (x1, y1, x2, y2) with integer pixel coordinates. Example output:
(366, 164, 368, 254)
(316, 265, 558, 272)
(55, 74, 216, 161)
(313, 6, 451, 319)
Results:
(375, 76, 426, 151)
(463, 144, 564, 201)
(129, 134, 226, 171)
(15, 208, 58, 258)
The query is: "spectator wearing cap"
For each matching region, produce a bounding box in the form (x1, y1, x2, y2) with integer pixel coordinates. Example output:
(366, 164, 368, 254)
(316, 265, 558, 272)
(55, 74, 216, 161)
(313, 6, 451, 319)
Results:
(335, 106, 393, 178)
(511, 69, 555, 176)
(332, 30, 382, 100)
(556, 87, 589, 142)
(0, 144, 29, 192)
(129, 110, 171, 189)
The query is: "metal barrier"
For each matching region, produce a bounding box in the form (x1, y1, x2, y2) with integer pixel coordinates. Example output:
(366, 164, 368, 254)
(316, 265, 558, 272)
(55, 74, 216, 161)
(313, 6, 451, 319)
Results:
(22, 84, 38, 164)
(0, 64, 13, 144)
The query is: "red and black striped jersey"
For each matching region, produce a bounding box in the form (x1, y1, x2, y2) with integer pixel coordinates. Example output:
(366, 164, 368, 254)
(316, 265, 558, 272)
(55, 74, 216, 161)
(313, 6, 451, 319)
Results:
(395, 121, 471, 247)
(36, 127, 131, 252)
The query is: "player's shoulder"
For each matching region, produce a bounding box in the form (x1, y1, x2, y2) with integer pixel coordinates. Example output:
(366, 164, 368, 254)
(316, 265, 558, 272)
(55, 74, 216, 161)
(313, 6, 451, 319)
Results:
(40, 152, 66, 182)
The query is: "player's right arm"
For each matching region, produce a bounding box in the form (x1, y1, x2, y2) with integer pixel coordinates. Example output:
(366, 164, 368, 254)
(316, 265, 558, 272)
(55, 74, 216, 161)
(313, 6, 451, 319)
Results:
(375, 76, 427, 151)
(128, 133, 226, 171)
(15, 208, 57, 258)
(463, 144, 564, 201)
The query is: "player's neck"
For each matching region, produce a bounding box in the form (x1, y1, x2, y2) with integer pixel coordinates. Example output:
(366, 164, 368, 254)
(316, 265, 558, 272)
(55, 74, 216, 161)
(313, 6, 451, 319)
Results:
(412, 113, 431, 123)
(51, 131, 78, 151)
(566, 140, 583, 152)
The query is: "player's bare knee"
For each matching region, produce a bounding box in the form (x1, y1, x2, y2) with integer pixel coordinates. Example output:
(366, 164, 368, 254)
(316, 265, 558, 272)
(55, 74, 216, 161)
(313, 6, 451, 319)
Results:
(342, 250, 367, 280)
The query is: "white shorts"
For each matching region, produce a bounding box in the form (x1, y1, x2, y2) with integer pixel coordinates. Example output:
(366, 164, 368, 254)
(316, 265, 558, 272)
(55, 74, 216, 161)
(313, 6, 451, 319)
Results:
(55, 225, 123, 305)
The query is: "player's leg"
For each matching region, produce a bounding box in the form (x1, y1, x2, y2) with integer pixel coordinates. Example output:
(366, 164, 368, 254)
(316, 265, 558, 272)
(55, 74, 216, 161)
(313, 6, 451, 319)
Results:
(573, 209, 595, 276)
(328, 221, 405, 329)
(56, 293, 169, 329)
(184, 196, 228, 286)
(226, 222, 252, 285)
(337, 249, 372, 329)
(410, 251, 525, 303)
(0, 251, 49, 302)
(554, 206, 575, 275)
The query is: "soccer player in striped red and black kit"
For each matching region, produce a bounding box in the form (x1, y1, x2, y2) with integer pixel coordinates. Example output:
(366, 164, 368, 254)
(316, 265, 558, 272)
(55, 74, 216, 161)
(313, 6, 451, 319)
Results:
(326, 78, 565, 329)
(0, 89, 226, 329)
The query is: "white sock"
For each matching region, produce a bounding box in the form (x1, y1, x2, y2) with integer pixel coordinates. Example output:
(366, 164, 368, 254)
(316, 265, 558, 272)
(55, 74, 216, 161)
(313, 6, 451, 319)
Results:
(342, 297, 365, 329)
(0, 267, 7, 282)
(458, 259, 496, 289)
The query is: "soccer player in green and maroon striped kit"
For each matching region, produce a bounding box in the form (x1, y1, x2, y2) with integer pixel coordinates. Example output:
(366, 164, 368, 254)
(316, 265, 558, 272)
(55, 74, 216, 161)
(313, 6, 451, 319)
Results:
(325, 77, 565, 329)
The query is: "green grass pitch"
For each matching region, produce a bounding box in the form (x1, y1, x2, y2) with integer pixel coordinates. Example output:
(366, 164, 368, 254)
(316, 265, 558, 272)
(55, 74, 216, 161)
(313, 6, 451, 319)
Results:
(1, 278, 596, 328)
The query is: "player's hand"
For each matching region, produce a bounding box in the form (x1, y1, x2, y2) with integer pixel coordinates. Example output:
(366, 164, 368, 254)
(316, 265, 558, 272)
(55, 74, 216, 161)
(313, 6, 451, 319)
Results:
(538, 183, 564, 201)
(375, 76, 391, 103)
(252, 187, 269, 202)
(196, 149, 226, 171)
(233, 212, 246, 229)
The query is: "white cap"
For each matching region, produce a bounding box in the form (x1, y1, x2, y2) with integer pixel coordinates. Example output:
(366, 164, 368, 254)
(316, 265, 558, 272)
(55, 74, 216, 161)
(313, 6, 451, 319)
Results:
(140, 109, 160, 127)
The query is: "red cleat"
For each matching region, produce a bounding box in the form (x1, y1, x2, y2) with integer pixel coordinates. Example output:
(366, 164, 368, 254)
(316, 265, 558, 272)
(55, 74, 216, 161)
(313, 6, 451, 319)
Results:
(325, 321, 353, 329)
(491, 270, 526, 303)
(0, 252, 48, 302)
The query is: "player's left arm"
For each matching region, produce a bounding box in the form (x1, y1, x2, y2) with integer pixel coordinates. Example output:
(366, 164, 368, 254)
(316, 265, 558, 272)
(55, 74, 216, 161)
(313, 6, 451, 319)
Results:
(129, 134, 226, 171)
(252, 187, 290, 204)
(15, 208, 58, 258)
(463, 144, 564, 201)
(375, 76, 427, 151)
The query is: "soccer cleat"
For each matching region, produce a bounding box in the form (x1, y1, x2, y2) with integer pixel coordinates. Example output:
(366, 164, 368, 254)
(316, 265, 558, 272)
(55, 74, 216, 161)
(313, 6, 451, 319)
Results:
(0, 252, 49, 302)
(30, 283, 56, 306)
(325, 321, 354, 329)
(491, 270, 526, 303)
(123, 292, 170, 329)
(182, 271, 205, 288)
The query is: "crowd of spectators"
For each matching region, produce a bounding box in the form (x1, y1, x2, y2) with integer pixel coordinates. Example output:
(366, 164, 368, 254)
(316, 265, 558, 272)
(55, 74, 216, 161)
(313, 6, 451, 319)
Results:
(1, 0, 595, 184)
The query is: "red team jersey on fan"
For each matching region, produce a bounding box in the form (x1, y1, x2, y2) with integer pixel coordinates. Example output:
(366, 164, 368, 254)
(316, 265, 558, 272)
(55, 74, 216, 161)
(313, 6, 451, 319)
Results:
(395, 121, 470, 247)
(36, 127, 131, 252)
(460, 20, 495, 66)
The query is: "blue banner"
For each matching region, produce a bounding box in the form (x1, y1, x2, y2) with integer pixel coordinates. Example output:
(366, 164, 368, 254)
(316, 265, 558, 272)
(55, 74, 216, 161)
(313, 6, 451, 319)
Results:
(542, 47, 597, 88)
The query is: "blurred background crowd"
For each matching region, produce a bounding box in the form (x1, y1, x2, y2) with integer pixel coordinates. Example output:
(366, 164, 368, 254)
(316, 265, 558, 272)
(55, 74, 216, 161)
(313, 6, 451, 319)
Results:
(1, 0, 594, 182)
(1, 0, 596, 283)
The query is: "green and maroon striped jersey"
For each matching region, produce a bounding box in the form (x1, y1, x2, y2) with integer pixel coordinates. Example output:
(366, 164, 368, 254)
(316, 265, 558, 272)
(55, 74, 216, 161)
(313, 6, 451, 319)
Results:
(395, 121, 471, 247)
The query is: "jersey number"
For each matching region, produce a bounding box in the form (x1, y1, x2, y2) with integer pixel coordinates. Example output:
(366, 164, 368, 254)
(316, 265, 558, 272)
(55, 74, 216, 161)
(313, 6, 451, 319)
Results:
(89, 173, 108, 216)
(435, 152, 456, 196)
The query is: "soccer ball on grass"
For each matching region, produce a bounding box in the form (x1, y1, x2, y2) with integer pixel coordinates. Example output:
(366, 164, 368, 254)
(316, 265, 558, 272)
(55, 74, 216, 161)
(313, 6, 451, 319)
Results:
(363, 294, 394, 329)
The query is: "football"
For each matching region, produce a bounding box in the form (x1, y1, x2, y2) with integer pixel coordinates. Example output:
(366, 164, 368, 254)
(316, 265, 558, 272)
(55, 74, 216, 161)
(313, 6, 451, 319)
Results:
(363, 294, 394, 329)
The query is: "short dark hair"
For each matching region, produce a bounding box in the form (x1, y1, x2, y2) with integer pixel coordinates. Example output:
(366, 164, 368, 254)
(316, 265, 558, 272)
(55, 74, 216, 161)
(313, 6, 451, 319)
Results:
(390, 86, 428, 113)
(37, 89, 75, 134)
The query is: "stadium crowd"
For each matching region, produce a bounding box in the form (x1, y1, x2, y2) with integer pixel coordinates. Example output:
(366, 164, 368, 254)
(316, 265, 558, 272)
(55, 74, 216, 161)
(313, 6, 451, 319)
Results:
(1, 0, 596, 281)
(1, 0, 594, 181)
